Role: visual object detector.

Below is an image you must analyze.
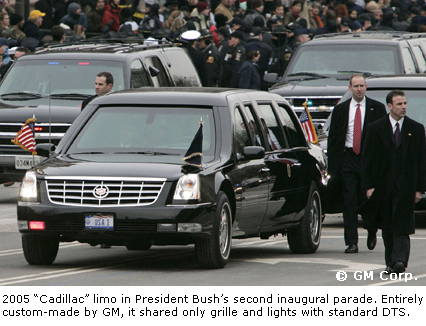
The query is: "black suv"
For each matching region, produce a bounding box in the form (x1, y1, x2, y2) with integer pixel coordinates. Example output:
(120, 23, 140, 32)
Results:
(269, 32, 426, 128)
(17, 87, 327, 269)
(0, 41, 201, 184)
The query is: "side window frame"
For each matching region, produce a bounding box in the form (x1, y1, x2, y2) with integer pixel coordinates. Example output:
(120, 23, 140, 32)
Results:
(401, 46, 418, 74)
(233, 106, 252, 154)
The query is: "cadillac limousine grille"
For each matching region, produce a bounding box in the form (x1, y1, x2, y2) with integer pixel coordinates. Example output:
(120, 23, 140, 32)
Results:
(45, 176, 166, 207)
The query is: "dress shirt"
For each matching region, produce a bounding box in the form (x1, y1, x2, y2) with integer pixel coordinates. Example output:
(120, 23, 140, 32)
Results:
(345, 98, 366, 148)
(389, 115, 404, 134)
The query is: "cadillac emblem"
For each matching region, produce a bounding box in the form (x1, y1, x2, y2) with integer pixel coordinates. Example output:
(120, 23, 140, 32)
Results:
(93, 185, 109, 199)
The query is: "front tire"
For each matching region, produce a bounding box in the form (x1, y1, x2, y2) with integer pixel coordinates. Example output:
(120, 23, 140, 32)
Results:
(22, 235, 59, 265)
(195, 192, 232, 269)
(287, 183, 322, 254)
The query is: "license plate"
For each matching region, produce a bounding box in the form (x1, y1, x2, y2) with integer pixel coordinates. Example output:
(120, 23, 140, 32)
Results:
(15, 155, 42, 170)
(85, 214, 114, 230)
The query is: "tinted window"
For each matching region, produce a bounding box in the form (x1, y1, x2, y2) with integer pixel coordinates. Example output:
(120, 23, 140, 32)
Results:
(145, 56, 171, 87)
(256, 103, 285, 150)
(68, 106, 215, 163)
(167, 49, 201, 86)
(288, 45, 399, 76)
(401, 47, 417, 74)
(241, 104, 264, 147)
(276, 104, 307, 148)
(130, 59, 151, 88)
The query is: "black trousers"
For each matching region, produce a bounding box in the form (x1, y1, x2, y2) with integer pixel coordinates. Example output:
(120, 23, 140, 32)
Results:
(340, 149, 363, 246)
(382, 229, 410, 268)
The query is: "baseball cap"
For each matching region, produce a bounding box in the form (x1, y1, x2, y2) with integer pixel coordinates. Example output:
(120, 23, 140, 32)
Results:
(29, 10, 46, 20)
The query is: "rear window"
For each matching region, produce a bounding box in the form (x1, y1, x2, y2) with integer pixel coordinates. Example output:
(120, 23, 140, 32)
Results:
(288, 45, 399, 76)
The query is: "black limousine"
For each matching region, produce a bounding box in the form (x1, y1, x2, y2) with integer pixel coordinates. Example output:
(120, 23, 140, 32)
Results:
(17, 88, 328, 269)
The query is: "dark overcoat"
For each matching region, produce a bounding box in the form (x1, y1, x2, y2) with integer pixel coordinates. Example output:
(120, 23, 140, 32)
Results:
(326, 97, 387, 212)
(358, 115, 426, 235)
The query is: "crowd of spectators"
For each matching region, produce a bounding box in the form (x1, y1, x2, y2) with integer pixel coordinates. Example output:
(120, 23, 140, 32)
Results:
(1, 0, 426, 86)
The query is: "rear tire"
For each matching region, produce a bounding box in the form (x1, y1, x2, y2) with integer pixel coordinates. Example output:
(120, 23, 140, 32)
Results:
(22, 235, 59, 265)
(195, 192, 232, 269)
(287, 183, 322, 254)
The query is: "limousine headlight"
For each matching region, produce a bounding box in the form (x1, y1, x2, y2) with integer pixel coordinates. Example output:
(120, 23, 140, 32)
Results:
(19, 170, 38, 202)
(174, 174, 200, 200)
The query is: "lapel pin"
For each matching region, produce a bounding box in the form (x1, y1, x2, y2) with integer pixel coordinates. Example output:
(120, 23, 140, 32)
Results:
(408, 133, 412, 136)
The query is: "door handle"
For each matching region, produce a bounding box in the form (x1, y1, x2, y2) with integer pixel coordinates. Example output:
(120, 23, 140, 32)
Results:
(260, 168, 270, 173)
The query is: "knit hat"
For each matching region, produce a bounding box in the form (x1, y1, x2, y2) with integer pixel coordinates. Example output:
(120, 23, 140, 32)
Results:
(68, 3, 81, 14)
(0, 38, 9, 47)
(230, 30, 245, 40)
(10, 13, 23, 26)
(196, 2, 209, 13)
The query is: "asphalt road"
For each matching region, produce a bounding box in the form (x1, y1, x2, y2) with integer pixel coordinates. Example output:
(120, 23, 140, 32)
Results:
(1, 183, 426, 287)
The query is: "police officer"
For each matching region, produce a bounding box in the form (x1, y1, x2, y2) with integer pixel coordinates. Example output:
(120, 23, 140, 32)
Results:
(220, 30, 245, 88)
(197, 29, 221, 87)
(268, 25, 292, 77)
(217, 26, 231, 61)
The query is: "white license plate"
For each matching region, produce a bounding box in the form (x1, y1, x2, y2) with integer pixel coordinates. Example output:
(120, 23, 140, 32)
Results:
(85, 214, 114, 230)
(15, 155, 42, 170)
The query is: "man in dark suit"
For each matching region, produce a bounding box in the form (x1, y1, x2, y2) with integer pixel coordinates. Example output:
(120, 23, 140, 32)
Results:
(360, 90, 426, 274)
(327, 74, 387, 253)
(81, 72, 113, 110)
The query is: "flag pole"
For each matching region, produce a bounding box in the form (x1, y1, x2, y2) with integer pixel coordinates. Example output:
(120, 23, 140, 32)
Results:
(48, 74, 52, 156)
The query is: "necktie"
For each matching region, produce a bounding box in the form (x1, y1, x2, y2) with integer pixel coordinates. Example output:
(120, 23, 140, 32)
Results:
(353, 104, 362, 155)
(394, 122, 401, 148)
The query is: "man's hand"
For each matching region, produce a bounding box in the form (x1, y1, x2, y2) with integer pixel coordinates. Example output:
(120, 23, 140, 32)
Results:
(415, 191, 422, 203)
(366, 188, 375, 199)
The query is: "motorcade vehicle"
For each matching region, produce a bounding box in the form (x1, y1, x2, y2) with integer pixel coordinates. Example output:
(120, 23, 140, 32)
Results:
(0, 41, 201, 184)
(268, 32, 426, 129)
(17, 87, 328, 269)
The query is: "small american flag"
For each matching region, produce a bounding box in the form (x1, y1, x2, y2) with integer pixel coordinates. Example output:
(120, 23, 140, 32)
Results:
(299, 102, 318, 144)
(11, 118, 37, 155)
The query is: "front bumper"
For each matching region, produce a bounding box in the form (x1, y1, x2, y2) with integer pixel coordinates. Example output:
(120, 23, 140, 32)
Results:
(17, 201, 216, 245)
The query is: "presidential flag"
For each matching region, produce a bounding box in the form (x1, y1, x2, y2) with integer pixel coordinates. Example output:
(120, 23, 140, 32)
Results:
(299, 102, 318, 144)
(11, 118, 37, 155)
(182, 119, 203, 168)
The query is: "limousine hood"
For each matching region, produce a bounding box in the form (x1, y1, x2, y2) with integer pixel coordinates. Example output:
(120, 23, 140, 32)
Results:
(34, 156, 219, 181)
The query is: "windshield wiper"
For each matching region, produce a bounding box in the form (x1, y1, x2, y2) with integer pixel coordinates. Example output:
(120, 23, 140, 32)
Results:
(114, 151, 180, 156)
(337, 70, 372, 77)
(68, 151, 108, 155)
(286, 72, 328, 79)
(0, 92, 44, 99)
(50, 93, 90, 99)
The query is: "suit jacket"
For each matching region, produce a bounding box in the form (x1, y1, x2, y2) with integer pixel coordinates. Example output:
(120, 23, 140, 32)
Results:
(326, 97, 387, 213)
(359, 115, 426, 234)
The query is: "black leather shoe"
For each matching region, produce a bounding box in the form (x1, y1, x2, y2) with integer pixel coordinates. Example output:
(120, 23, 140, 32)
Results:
(345, 245, 359, 253)
(383, 266, 393, 274)
(367, 231, 377, 250)
(392, 261, 406, 274)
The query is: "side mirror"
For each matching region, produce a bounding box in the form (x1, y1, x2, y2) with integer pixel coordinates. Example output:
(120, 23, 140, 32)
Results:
(242, 146, 265, 160)
(263, 73, 279, 86)
(36, 143, 56, 157)
(149, 66, 160, 77)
